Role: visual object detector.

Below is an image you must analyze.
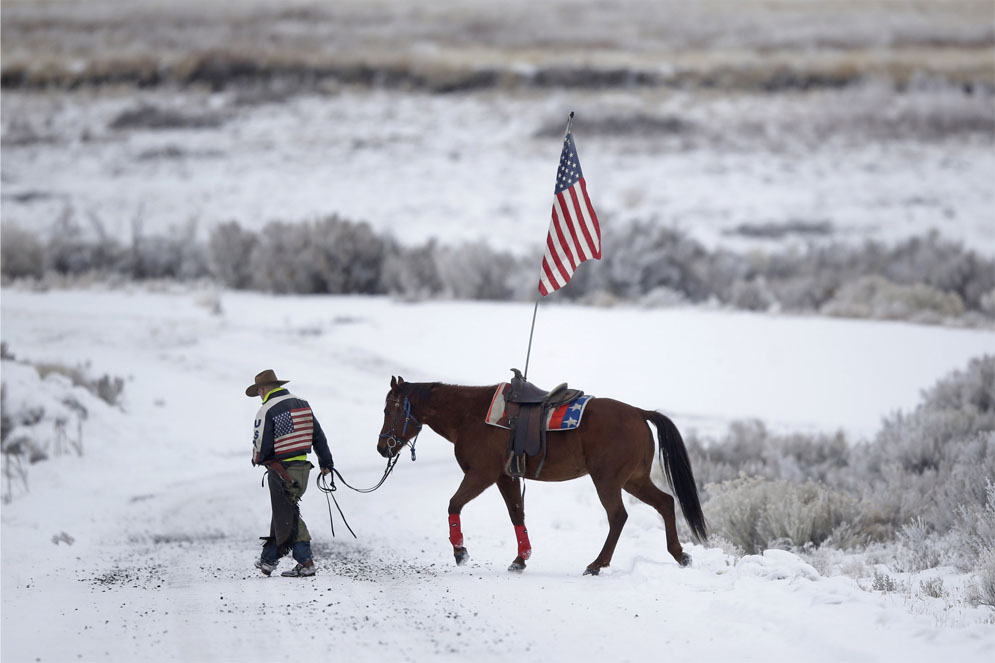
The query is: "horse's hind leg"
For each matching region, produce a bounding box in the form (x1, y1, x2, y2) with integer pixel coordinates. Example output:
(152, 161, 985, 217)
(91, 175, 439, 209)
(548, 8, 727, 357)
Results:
(585, 477, 628, 576)
(624, 475, 690, 566)
(496, 474, 531, 572)
(447, 472, 494, 566)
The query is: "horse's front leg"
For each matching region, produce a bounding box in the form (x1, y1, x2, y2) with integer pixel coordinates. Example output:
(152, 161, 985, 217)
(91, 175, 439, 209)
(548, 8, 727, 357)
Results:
(447, 472, 495, 566)
(496, 474, 531, 572)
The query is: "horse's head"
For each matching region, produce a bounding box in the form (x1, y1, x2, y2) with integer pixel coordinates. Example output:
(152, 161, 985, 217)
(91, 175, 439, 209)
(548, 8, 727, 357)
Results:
(377, 376, 423, 458)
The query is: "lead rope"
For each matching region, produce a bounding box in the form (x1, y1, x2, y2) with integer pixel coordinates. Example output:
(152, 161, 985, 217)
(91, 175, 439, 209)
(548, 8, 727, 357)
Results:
(315, 394, 421, 538)
(316, 472, 357, 539)
(315, 452, 405, 538)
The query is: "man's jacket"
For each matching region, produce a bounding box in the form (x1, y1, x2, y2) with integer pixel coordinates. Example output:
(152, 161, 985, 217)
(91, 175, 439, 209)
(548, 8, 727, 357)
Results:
(251, 389, 333, 470)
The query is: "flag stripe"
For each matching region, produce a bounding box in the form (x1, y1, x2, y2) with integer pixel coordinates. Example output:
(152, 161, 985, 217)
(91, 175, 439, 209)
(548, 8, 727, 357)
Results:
(551, 214, 578, 271)
(538, 258, 555, 293)
(550, 220, 576, 275)
(561, 188, 590, 260)
(545, 232, 572, 284)
(567, 184, 598, 258)
(556, 203, 586, 265)
(276, 430, 312, 443)
(542, 255, 565, 289)
(556, 193, 592, 261)
(564, 187, 595, 259)
(275, 442, 310, 454)
(275, 437, 311, 449)
(538, 276, 551, 297)
(579, 179, 601, 258)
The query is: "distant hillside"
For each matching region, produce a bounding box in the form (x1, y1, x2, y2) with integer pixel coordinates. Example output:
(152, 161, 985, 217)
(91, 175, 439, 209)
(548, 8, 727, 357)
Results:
(2, 0, 992, 92)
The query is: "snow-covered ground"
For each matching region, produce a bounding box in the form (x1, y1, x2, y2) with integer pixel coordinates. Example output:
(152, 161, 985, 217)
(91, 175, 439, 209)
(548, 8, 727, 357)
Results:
(2, 288, 993, 662)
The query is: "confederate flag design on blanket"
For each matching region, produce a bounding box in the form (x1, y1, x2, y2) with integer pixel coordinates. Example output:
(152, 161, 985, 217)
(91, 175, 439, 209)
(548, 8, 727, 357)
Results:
(485, 383, 594, 431)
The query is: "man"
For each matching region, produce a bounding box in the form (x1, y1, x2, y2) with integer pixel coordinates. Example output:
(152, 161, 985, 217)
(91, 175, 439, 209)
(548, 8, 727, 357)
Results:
(248, 369, 334, 578)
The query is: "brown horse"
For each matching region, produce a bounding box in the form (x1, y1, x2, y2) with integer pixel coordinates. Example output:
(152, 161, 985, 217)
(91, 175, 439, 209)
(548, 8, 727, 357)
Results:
(377, 376, 708, 575)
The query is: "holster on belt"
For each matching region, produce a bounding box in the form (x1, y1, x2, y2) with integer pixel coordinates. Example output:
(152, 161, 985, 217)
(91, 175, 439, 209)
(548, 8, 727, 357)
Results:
(265, 460, 298, 487)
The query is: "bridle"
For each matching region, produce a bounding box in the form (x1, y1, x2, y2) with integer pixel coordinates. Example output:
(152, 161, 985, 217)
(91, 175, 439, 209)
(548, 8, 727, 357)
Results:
(379, 394, 423, 461)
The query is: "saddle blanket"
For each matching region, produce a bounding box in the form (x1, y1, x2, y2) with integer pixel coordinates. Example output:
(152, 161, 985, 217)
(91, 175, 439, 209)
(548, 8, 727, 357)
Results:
(484, 382, 594, 431)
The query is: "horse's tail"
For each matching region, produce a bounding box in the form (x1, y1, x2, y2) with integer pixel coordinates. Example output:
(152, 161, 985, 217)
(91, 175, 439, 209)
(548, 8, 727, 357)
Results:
(643, 410, 708, 544)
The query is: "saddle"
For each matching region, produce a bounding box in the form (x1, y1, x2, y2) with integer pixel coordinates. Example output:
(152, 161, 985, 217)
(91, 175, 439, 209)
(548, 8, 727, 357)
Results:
(504, 368, 584, 479)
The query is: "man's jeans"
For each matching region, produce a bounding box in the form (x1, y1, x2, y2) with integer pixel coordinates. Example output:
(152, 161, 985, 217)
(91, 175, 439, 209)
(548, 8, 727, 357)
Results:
(261, 461, 313, 565)
(262, 540, 313, 566)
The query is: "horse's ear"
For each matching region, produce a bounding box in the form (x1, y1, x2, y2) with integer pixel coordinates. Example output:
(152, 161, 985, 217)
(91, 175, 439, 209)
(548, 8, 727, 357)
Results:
(397, 376, 405, 385)
(390, 375, 398, 390)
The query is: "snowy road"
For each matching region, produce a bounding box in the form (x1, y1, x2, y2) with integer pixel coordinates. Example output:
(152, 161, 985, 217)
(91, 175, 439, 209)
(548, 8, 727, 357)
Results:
(2, 289, 993, 662)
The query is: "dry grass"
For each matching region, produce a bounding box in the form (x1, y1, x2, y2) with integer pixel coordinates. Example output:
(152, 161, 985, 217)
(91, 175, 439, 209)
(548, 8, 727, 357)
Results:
(2, 0, 992, 92)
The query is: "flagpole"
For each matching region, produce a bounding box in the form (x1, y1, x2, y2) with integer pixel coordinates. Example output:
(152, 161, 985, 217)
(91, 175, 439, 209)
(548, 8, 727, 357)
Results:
(522, 297, 540, 380)
(523, 111, 575, 381)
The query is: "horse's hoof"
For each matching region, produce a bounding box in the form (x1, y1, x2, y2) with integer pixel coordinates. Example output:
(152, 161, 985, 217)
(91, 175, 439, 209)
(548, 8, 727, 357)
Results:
(680, 552, 692, 567)
(583, 566, 600, 576)
(508, 558, 526, 573)
(454, 547, 470, 566)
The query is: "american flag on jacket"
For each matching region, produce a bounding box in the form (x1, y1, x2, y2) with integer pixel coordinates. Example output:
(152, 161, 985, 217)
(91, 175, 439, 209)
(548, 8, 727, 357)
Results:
(272, 407, 314, 456)
(537, 129, 601, 296)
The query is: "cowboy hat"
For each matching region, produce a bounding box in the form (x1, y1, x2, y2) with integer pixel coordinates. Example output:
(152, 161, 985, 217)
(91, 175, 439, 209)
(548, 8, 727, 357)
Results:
(246, 369, 289, 397)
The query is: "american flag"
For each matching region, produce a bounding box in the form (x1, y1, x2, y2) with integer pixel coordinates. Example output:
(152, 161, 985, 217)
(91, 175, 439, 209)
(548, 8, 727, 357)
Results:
(273, 407, 314, 455)
(537, 130, 601, 296)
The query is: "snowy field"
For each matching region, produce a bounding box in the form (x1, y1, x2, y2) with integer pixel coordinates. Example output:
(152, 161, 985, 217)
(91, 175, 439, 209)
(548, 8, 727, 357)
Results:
(3, 87, 994, 258)
(1, 288, 993, 662)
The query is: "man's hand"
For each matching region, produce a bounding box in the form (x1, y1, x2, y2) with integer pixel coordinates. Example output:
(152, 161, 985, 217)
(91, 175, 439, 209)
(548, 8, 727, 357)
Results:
(321, 466, 331, 476)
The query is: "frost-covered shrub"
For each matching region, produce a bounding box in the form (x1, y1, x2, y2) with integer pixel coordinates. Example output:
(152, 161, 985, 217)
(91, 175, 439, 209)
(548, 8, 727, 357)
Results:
(880, 231, 995, 312)
(703, 475, 859, 554)
(109, 104, 225, 130)
(895, 517, 943, 571)
(381, 240, 444, 300)
(821, 275, 965, 323)
(34, 362, 124, 407)
(0, 224, 44, 279)
(982, 289, 995, 318)
(919, 577, 945, 599)
(208, 221, 258, 288)
(45, 209, 126, 276)
(8, 209, 993, 325)
(857, 356, 995, 533)
(872, 570, 900, 593)
(686, 420, 851, 493)
(691, 355, 994, 592)
(972, 547, 995, 608)
(951, 483, 995, 572)
(554, 223, 992, 325)
(38, 209, 208, 281)
(131, 230, 208, 280)
(728, 277, 778, 311)
(248, 222, 321, 293)
(1, 360, 100, 502)
(602, 223, 713, 301)
(434, 241, 524, 300)
(0, 387, 12, 444)
(637, 286, 687, 308)
(246, 216, 388, 294)
(305, 216, 388, 294)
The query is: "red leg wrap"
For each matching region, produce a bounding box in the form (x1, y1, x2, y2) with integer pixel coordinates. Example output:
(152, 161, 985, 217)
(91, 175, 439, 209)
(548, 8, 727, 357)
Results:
(515, 524, 532, 560)
(448, 514, 464, 547)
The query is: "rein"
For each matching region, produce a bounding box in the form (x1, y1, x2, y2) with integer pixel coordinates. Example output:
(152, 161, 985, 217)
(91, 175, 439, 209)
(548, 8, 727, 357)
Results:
(315, 394, 423, 537)
(315, 459, 399, 540)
